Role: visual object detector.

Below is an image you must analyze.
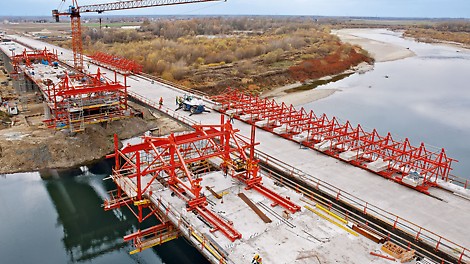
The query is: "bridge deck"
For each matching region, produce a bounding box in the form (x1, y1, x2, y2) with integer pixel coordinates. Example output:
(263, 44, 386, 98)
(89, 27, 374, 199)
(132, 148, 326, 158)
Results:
(6, 34, 470, 263)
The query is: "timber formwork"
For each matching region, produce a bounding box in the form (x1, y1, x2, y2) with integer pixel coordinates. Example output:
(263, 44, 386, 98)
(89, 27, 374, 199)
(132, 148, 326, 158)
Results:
(211, 89, 456, 194)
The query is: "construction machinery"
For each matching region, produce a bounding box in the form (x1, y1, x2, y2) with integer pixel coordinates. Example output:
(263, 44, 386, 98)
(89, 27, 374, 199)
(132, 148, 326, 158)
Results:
(52, 0, 224, 71)
(176, 94, 210, 115)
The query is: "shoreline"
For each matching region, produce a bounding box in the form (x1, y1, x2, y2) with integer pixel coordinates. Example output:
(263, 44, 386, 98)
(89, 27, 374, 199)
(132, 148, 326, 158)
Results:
(262, 28, 416, 106)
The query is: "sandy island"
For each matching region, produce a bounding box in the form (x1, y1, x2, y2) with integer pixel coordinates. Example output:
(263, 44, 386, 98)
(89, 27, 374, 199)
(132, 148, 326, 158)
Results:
(263, 29, 416, 106)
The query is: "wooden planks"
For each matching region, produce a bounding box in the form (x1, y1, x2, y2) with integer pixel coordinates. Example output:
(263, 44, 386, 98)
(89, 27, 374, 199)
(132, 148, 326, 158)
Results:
(238, 193, 272, 223)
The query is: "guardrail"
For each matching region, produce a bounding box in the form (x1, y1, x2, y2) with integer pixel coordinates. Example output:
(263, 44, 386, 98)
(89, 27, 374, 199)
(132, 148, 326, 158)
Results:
(255, 150, 469, 264)
(150, 195, 236, 264)
(128, 91, 199, 127)
(129, 89, 469, 264)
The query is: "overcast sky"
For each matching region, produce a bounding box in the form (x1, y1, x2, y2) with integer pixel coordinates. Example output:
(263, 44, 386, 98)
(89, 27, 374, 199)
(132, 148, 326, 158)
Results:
(1, 0, 469, 18)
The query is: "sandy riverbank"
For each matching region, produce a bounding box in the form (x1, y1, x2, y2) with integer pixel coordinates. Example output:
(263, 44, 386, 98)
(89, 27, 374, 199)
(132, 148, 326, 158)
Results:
(262, 29, 415, 106)
(333, 29, 416, 62)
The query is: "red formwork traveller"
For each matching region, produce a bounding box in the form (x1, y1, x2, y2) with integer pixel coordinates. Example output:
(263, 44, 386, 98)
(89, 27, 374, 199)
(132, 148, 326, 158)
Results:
(90, 52, 143, 74)
(104, 117, 300, 246)
(211, 89, 456, 194)
(11, 47, 59, 68)
(41, 68, 128, 131)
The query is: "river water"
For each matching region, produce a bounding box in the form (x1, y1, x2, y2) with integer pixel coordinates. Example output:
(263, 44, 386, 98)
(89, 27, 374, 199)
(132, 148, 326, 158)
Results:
(0, 161, 209, 264)
(1, 29, 469, 263)
(304, 29, 470, 180)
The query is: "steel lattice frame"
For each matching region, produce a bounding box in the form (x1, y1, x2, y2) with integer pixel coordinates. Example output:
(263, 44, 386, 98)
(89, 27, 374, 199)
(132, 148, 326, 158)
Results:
(11, 48, 59, 69)
(212, 89, 456, 193)
(42, 68, 128, 129)
(106, 118, 300, 242)
(90, 52, 143, 74)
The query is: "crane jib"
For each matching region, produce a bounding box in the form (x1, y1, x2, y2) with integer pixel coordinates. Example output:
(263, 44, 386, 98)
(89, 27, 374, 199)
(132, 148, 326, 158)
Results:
(79, 0, 223, 14)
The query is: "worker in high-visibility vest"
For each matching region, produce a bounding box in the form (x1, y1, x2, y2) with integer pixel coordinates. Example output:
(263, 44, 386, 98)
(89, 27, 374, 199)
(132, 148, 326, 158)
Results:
(159, 97, 163, 106)
(252, 254, 260, 264)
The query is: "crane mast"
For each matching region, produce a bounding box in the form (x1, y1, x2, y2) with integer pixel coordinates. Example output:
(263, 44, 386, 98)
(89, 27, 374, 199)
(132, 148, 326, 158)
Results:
(53, 0, 224, 70)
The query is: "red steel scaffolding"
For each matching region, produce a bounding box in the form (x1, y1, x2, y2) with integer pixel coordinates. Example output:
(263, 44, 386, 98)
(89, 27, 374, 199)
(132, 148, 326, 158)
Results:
(90, 52, 143, 74)
(211, 89, 456, 194)
(11, 47, 59, 71)
(104, 117, 300, 251)
(41, 68, 129, 131)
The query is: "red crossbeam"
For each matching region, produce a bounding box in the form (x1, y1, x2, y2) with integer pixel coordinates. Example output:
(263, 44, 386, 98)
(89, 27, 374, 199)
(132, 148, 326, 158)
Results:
(251, 184, 301, 213)
(91, 52, 143, 74)
(211, 89, 456, 193)
(195, 206, 242, 242)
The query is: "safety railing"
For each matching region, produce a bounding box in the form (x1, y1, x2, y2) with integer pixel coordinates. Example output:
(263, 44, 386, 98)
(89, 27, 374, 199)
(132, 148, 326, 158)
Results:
(255, 150, 469, 264)
(128, 91, 199, 127)
(128, 91, 470, 264)
(150, 194, 236, 264)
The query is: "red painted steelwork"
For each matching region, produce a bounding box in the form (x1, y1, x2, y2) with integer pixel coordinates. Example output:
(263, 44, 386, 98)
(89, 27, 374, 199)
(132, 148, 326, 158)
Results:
(211, 89, 456, 194)
(90, 52, 143, 74)
(106, 118, 300, 241)
(41, 67, 128, 130)
(11, 47, 58, 68)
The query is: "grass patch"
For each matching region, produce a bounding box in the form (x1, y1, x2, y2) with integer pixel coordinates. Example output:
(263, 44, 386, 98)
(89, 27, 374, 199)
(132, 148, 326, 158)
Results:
(285, 72, 353, 93)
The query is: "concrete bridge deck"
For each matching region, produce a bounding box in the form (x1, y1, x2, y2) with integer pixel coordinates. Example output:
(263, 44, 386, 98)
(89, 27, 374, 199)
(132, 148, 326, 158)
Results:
(4, 34, 470, 263)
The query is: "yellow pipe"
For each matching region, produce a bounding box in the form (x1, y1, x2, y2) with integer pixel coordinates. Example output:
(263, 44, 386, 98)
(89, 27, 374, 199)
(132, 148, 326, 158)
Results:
(191, 232, 225, 263)
(315, 204, 348, 224)
(304, 205, 358, 237)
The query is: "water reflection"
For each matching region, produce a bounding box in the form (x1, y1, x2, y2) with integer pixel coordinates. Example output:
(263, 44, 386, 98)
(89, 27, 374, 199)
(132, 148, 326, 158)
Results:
(304, 29, 470, 178)
(40, 164, 136, 262)
(0, 160, 209, 264)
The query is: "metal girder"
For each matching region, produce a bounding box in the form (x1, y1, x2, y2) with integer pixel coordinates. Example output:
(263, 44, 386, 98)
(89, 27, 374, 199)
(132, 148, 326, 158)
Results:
(41, 68, 128, 129)
(107, 118, 301, 243)
(11, 48, 58, 68)
(211, 89, 456, 193)
(90, 52, 143, 74)
(79, 0, 222, 13)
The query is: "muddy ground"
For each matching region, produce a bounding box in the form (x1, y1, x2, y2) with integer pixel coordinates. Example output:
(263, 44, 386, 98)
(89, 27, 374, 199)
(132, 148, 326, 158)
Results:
(0, 100, 187, 174)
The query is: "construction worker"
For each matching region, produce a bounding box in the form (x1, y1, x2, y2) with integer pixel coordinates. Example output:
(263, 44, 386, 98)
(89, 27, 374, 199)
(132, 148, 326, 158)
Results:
(159, 97, 163, 106)
(229, 113, 234, 124)
(252, 254, 260, 264)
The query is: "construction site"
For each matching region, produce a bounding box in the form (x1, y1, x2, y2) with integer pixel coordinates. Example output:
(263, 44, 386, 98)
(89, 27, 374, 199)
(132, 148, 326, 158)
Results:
(1, 1, 470, 264)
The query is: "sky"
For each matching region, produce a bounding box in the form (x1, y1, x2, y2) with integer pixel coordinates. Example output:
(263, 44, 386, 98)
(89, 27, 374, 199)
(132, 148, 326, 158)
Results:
(0, 0, 469, 18)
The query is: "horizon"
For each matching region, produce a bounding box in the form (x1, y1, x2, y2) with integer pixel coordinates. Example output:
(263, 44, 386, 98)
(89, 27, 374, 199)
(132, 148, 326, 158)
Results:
(1, 0, 469, 19)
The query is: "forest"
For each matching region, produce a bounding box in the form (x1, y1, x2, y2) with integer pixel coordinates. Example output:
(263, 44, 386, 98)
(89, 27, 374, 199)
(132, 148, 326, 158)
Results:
(53, 17, 374, 94)
(404, 21, 470, 46)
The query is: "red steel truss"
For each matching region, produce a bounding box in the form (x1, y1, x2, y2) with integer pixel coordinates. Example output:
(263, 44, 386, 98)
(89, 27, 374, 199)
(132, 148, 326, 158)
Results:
(212, 89, 456, 194)
(105, 117, 300, 242)
(42, 68, 128, 131)
(11, 47, 58, 68)
(90, 52, 143, 74)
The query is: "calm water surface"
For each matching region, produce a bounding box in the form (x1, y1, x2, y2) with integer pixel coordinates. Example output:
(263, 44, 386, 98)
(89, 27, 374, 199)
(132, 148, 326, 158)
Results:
(0, 161, 209, 264)
(1, 29, 469, 264)
(304, 29, 470, 179)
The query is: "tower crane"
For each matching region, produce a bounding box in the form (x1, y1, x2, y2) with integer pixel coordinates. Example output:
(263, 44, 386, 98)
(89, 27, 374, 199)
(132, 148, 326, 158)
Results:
(52, 0, 224, 71)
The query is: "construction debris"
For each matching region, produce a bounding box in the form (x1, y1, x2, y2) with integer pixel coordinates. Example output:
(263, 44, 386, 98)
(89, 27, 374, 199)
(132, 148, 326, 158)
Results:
(381, 241, 416, 263)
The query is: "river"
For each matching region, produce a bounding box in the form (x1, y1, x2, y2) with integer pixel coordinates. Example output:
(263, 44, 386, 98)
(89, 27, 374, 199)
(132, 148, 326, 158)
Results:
(1, 28, 469, 263)
(303, 29, 470, 180)
(0, 161, 210, 264)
